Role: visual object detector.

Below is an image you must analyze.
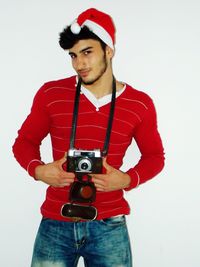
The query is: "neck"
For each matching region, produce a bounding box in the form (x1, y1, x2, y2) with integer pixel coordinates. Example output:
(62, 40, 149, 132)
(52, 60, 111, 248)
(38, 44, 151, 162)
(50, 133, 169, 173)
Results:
(82, 69, 123, 99)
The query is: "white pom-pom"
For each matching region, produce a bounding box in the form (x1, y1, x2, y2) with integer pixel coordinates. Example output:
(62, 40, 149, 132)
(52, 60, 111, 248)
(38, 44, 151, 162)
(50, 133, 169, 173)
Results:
(70, 22, 81, 34)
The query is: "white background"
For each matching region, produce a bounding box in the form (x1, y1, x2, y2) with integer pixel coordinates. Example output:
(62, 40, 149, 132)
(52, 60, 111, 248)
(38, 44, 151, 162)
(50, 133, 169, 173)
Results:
(1, 0, 200, 266)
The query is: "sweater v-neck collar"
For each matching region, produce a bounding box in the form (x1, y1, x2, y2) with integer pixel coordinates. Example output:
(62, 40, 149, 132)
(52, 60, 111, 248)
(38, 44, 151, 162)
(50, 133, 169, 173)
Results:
(80, 84, 126, 111)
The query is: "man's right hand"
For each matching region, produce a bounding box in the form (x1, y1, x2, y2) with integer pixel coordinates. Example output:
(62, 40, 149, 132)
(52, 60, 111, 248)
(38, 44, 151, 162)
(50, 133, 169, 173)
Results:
(35, 155, 75, 187)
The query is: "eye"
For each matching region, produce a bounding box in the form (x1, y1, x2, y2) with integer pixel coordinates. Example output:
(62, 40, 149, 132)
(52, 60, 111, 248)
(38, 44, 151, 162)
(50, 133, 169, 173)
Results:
(70, 54, 76, 59)
(83, 50, 92, 56)
(69, 53, 76, 59)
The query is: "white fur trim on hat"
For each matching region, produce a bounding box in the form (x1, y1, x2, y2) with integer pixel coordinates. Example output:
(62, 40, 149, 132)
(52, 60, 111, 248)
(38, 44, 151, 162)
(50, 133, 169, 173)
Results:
(83, 19, 114, 49)
(70, 19, 114, 49)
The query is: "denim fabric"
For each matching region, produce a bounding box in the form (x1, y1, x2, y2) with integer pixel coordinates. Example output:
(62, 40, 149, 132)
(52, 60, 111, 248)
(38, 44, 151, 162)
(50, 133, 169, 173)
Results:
(31, 216, 132, 267)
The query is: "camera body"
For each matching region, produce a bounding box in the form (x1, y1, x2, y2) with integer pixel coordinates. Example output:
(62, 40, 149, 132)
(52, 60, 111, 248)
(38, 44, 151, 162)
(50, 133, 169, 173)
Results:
(64, 148, 102, 219)
(67, 148, 102, 174)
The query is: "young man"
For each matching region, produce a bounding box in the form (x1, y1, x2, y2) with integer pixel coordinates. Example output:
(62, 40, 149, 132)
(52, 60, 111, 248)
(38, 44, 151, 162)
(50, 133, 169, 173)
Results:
(13, 8, 165, 267)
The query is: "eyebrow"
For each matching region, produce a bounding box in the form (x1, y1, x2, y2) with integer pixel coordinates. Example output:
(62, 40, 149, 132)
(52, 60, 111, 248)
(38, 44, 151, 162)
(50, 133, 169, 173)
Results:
(68, 46, 93, 56)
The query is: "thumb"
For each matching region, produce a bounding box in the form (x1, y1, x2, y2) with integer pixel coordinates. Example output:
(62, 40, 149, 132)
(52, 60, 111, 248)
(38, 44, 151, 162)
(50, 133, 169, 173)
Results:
(58, 154, 67, 168)
(103, 157, 113, 172)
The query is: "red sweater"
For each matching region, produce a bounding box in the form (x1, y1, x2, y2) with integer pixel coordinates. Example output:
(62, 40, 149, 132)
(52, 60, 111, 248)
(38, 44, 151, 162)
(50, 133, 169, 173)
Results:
(13, 76, 165, 221)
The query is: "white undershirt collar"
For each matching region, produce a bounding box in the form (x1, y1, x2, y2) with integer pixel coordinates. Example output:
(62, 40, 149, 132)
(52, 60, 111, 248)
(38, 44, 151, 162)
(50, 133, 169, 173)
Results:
(80, 84, 126, 111)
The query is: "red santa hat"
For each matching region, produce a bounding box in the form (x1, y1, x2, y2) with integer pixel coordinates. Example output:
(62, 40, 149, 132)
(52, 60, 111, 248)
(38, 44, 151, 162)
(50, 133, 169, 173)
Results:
(70, 8, 116, 49)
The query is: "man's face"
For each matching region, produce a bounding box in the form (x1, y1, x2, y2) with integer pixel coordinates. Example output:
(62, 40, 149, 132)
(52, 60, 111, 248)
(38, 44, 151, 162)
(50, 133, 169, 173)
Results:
(68, 39, 110, 85)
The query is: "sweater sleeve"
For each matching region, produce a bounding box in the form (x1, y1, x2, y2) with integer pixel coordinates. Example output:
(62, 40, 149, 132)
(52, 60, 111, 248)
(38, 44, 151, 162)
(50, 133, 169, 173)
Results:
(12, 85, 50, 178)
(125, 98, 165, 190)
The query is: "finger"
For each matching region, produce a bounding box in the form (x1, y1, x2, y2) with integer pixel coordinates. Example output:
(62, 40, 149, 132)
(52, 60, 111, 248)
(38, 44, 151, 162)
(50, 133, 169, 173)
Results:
(58, 177, 74, 186)
(92, 177, 107, 188)
(95, 184, 110, 192)
(91, 174, 105, 181)
(60, 172, 75, 179)
(93, 181, 105, 191)
(96, 187, 105, 192)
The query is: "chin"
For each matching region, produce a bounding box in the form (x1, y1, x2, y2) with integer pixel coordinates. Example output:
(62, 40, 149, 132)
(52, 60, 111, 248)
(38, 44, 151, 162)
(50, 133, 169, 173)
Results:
(82, 77, 95, 85)
(82, 80, 95, 85)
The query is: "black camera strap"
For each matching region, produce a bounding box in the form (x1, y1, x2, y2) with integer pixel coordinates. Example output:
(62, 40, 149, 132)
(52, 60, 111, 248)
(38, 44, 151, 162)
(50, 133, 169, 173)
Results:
(69, 76, 116, 156)
(102, 77, 116, 156)
(69, 78, 82, 150)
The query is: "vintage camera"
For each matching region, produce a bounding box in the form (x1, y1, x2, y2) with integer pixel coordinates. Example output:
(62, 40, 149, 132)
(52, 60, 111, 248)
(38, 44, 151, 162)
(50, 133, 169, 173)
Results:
(66, 148, 102, 205)
(67, 148, 102, 174)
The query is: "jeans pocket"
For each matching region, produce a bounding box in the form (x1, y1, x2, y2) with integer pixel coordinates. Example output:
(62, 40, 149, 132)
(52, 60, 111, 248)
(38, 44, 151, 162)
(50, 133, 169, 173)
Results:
(101, 215, 126, 226)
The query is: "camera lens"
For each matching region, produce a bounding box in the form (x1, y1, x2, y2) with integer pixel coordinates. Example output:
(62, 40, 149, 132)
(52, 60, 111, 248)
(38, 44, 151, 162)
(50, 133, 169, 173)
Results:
(81, 162, 89, 170)
(78, 158, 92, 172)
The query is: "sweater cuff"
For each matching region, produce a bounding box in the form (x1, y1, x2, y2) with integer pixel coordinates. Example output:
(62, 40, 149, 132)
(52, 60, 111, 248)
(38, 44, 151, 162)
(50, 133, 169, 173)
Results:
(124, 169, 140, 191)
(27, 159, 44, 179)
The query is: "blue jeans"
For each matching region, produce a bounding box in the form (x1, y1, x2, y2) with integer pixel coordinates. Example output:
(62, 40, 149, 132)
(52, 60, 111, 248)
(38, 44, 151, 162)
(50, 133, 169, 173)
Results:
(31, 216, 132, 267)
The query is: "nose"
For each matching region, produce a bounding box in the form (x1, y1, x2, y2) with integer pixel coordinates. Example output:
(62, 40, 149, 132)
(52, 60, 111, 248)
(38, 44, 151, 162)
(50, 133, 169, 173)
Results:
(74, 55, 86, 71)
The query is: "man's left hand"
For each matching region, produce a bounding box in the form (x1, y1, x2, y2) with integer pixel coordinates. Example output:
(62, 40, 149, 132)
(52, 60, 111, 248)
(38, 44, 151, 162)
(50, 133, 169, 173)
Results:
(91, 158, 131, 192)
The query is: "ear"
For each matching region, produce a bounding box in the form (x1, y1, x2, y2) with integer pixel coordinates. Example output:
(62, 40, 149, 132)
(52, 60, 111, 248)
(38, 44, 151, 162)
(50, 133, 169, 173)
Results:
(106, 46, 115, 59)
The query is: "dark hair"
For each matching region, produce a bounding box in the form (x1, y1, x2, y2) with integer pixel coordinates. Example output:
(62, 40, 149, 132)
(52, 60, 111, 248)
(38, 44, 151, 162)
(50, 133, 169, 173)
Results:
(59, 26, 107, 51)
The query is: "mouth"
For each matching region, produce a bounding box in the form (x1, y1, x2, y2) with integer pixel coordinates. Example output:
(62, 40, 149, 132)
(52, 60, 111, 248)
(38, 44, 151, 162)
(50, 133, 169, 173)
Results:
(78, 69, 90, 78)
